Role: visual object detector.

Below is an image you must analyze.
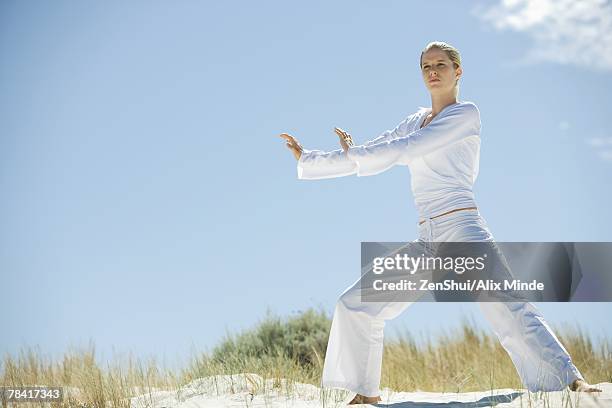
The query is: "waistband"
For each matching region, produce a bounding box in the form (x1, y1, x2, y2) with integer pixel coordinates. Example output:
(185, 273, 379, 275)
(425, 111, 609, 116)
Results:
(417, 207, 481, 244)
(418, 206, 478, 226)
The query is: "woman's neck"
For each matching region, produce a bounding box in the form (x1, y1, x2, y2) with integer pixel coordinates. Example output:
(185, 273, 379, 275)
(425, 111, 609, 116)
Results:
(430, 94, 458, 116)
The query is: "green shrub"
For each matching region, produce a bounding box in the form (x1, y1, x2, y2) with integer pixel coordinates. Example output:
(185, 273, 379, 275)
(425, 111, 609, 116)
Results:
(211, 308, 331, 368)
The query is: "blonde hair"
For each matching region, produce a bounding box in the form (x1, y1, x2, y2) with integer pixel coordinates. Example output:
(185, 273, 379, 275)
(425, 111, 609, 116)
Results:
(420, 41, 461, 69)
(420, 41, 462, 96)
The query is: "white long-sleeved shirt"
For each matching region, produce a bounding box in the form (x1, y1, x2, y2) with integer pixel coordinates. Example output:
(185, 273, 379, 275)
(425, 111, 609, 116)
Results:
(297, 101, 482, 219)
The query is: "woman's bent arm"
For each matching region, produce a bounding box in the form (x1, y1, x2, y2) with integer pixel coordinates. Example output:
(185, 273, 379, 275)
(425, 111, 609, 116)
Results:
(297, 113, 415, 180)
(347, 102, 480, 177)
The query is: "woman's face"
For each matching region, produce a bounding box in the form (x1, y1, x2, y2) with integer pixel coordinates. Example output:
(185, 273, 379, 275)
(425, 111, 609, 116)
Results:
(420, 48, 462, 95)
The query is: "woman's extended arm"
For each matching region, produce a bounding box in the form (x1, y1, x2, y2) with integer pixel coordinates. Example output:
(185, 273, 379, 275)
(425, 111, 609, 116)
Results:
(295, 113, 416, 180)
(346, 102, 480, 177)
(297, 147, 357, 179)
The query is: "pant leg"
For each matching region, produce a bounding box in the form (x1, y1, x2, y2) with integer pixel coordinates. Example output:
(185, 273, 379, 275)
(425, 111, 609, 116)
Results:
(479, 301, 583, 391)
(436, 211, 583, 391)
(321, 238, 432, 396)
(321, 277, 412, 396)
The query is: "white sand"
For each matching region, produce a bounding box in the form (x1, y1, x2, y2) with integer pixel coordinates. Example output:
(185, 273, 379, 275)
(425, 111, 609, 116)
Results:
(129, 373, 612, 407)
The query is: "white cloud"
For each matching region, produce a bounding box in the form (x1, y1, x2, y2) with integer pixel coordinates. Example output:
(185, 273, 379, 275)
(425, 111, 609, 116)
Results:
(598, 150, 612, 161)
(586, 137, 612, 162)
(474, 0, 612, 71)
(587, 137, 612, 147)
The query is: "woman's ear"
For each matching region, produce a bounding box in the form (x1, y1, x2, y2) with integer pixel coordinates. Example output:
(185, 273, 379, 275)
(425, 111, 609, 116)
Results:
(456, 66, 463, 82)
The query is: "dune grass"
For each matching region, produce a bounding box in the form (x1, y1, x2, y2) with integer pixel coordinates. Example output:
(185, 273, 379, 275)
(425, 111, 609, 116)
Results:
(1, 309, 610, 407)
(382, 321, 612, 393)
(0, 341, 179, 408)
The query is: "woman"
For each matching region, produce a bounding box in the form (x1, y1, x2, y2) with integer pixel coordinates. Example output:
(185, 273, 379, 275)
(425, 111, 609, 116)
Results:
(279, 41, 600, 404)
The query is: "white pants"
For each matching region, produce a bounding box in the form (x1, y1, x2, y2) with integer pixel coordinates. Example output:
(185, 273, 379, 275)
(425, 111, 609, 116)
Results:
(321, 209, 583, 395)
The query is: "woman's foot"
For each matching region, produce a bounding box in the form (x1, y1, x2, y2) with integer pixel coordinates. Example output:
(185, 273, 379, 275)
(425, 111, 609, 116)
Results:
(569, 379, 602, 393)
(348, 394, 382, 405)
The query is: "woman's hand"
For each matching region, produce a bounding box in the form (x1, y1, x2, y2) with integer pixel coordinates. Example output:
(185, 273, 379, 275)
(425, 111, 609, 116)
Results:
(334, 127, 354, 153)
(279, 133, 303, 161)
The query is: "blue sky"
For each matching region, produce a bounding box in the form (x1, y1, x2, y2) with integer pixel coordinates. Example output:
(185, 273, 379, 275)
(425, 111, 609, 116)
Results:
(2, 0, 611, 369)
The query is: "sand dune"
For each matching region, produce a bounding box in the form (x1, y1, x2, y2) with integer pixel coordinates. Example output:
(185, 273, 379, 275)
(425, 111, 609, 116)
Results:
(128, 373, 612, 407)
